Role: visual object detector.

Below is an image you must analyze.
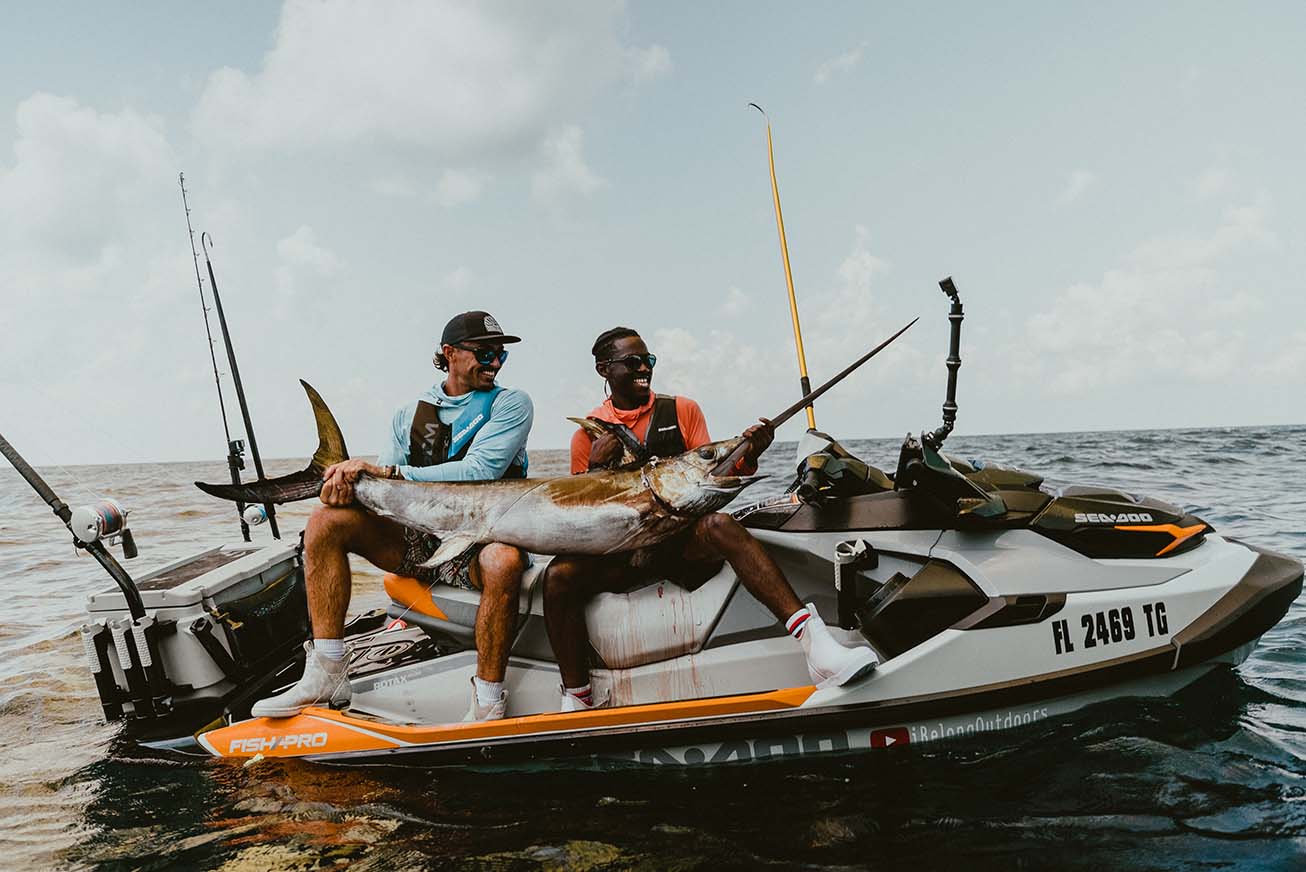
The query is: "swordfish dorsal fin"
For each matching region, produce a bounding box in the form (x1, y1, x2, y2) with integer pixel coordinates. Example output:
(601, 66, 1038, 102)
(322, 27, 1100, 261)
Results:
(195, 380, 350, 504)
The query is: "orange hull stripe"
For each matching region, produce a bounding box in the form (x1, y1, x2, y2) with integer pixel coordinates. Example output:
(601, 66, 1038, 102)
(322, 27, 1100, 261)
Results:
(1113, 523, 1207, 557)
(203, 685, 816, 758)
(382, 574, 448, 620)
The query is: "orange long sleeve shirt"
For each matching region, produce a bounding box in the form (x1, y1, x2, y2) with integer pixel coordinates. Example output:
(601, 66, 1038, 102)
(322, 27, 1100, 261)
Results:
(569, 395, 710, 474)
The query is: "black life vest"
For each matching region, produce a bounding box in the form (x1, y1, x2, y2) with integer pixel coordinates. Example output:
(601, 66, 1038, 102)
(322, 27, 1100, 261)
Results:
(408, 388, 527, 479)
(644, 394, 687, 458)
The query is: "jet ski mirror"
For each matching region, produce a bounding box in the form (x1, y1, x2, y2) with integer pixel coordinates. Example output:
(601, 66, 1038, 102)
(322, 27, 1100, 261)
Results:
(894, 433, 1008, 520)
(787, 430, 892, 504)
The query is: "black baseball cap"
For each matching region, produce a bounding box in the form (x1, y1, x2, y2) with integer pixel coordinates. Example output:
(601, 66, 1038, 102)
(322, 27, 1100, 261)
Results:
(440, 311, 521, 346)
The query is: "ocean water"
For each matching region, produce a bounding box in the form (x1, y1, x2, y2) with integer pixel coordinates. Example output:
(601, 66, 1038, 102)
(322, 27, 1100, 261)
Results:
(1, 425, 1303, 870)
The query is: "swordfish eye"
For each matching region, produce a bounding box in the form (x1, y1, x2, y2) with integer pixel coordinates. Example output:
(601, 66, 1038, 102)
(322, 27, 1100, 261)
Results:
(697, 447, 715, 460)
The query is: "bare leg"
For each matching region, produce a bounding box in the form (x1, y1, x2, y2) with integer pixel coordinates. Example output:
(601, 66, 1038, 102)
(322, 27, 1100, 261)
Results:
(470, 543, 529, 683)
(542, 556, 625, 689)
(684, 513, 803, 620)
(302, 506, 408, 639)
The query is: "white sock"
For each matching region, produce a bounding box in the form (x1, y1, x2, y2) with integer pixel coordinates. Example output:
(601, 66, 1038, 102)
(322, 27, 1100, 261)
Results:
(564, 684, 593, 706)
(315, 638, 345, 661)
(785, 607, 812, 640)
(474, 677, 504, 706)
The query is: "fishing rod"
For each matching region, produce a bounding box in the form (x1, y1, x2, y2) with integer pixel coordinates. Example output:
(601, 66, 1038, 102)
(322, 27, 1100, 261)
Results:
(180, 173, 251, 542)
(201, 232, 280, 540)
(0, 431, 144, 620)
(750, 103, 817, 430)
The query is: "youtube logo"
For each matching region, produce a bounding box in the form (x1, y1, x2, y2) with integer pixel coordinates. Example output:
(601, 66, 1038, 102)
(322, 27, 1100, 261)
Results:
(869, 727, 910, 749)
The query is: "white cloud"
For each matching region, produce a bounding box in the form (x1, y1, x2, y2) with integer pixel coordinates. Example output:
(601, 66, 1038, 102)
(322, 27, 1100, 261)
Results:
(1056, 169, 1096, 205)
(639, 226, 926, 440)
(1256, 328, 1306, 377)
(442, 265, 474, 291)
(532, 125, 606, 204)
(192, 0, 653, 161)
(0, 94, 174, 264)
(648, 326, 782, 424)
(274, 225, 341, 299)
(434, 169, 487, 207)
(277, 225, 341, 274)
(0, 94, 261, 464)
(719, 286, 749, 317)
(627, 44, 673, 82)
(369, 175, 418, 199)
(814, 42, 868, 85)
(1193, 166, 1234, 199)
(1013, 203, 1276, 393)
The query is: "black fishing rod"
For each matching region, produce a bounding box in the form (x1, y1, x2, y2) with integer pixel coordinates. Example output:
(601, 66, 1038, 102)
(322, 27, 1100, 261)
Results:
(0, 431, 145, 620)
(180, 173, 251, 541)
(201, 232, 280, 540)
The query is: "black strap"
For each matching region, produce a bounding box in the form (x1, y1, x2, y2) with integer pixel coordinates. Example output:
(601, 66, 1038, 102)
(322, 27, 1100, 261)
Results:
(407, 399, 526, 478)
(644, 395, 687, 458)
(408, 401, 449, 467)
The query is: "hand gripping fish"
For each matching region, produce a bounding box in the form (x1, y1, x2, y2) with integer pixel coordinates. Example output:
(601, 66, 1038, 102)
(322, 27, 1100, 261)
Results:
(196, 319, 915, 567)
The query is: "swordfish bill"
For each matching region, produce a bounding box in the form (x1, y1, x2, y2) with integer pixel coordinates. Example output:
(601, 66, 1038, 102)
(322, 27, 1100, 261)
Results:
(708, 316, 918, 475)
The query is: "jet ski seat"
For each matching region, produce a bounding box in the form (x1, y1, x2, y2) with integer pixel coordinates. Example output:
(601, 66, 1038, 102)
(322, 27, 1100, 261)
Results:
(384, 557, 744, 670)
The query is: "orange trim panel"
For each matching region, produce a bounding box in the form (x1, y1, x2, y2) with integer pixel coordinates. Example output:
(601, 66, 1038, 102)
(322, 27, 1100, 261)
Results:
(202, 685, 817, 759)
(1113, 523, 1208, 557)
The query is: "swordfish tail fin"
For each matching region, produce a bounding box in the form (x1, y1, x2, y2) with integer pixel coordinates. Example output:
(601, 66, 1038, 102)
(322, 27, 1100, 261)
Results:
(194, 380, 350, 504)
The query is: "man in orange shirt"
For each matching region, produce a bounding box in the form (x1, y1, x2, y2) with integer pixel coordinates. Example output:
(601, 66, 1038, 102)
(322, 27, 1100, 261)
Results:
(545, 327, 877, 711)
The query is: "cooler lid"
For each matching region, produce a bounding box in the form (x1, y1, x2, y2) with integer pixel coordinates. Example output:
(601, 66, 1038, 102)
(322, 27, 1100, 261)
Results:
(86, 542, 299, 612)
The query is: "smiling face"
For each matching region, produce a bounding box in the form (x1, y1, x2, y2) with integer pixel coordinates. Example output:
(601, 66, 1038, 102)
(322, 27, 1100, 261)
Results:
(598, 334, 654, 407)
(443, 341, 506, 394)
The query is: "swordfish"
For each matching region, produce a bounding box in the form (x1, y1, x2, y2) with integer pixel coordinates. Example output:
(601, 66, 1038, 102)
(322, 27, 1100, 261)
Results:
(195, 319, 916, 566)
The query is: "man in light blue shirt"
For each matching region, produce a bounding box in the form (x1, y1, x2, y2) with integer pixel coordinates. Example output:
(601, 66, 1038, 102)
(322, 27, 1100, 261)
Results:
(251, 311, 533, 722)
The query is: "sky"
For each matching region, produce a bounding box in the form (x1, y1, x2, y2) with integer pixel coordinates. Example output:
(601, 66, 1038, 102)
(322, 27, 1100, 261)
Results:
(2, 1, 1304, 466)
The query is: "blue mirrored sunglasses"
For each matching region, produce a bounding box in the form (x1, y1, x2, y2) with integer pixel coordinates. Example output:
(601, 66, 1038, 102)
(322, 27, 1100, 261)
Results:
(456, 345, 509, 365)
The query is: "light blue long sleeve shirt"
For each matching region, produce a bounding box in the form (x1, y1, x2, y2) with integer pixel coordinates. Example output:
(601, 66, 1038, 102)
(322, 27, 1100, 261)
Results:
(377, 382, 533, 482)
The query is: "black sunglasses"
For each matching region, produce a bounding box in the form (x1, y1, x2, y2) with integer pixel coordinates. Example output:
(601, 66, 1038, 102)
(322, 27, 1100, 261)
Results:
(601, 353, 657, 370)
(455, 344, 509, 365)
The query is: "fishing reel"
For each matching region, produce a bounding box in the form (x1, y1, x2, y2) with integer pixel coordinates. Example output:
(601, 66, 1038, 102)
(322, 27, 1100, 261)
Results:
(242, 504, 269, 527)
(70, 499, 138, 559)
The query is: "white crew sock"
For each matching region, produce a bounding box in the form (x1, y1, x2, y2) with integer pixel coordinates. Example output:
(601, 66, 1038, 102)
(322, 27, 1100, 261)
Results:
(564, 684, 593, 706)
(785, 607, 813, 640)
(315, 638, 345, 661)
(474, 677, 504, 706)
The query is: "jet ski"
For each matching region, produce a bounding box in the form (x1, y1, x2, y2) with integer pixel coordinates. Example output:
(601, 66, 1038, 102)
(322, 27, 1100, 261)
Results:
(24, 280, 1301, 768)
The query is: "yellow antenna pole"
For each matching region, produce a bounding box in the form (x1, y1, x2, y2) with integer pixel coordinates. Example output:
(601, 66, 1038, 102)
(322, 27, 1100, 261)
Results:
(750, 103, 816, 429)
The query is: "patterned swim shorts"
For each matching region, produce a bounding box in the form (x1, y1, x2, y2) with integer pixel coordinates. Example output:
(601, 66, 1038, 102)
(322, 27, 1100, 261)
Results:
(394, 527, 482, 590)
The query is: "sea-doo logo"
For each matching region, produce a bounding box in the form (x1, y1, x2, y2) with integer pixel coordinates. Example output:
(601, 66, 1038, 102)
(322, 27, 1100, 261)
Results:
(452, 413, 485, 445)
(229, 732, 329, 753)
(1074, 512, 1153, 525)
